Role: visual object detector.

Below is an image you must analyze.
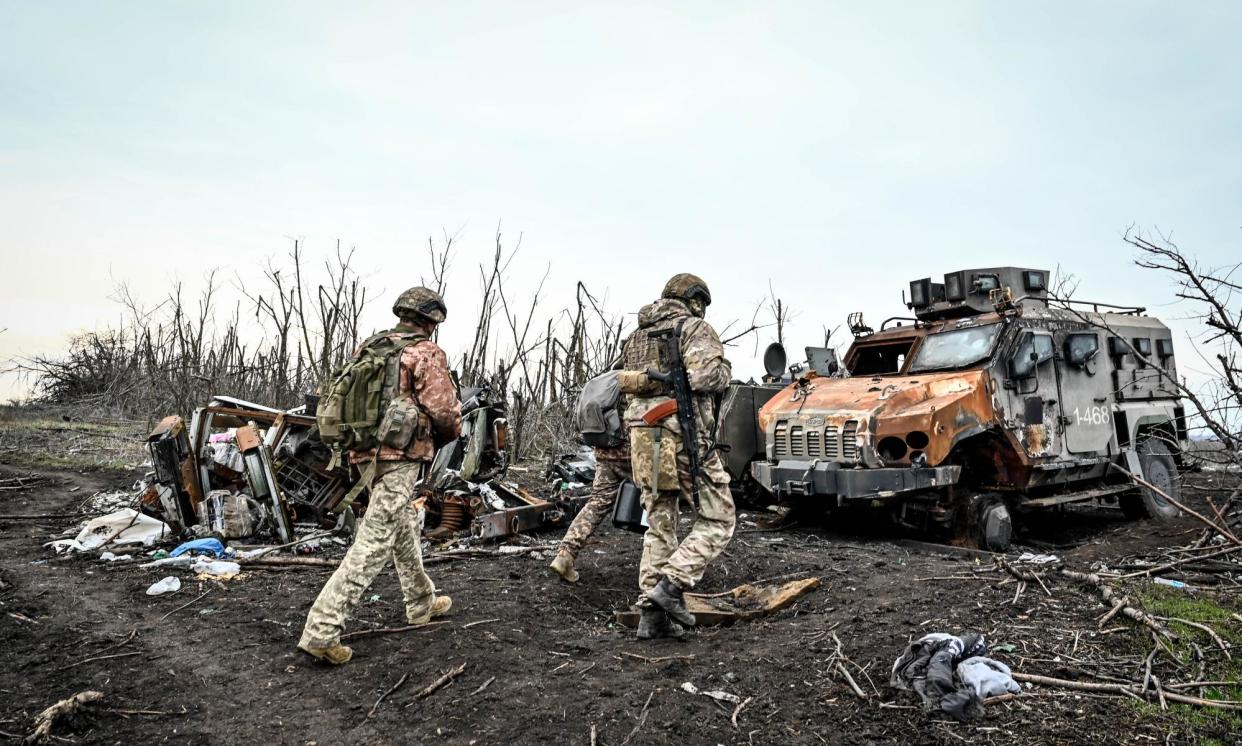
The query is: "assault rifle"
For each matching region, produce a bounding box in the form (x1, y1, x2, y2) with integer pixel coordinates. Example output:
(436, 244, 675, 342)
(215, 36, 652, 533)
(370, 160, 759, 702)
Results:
(645, 322, 702, 505)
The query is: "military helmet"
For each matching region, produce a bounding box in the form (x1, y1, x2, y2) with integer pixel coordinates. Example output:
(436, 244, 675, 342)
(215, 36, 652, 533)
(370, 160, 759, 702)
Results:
(392, 286, 447, 324)
(662, 273, 712, 307)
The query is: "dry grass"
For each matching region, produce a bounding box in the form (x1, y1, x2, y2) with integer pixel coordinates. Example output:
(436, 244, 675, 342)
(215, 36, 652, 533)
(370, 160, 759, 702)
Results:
(0, 405, 147, 471)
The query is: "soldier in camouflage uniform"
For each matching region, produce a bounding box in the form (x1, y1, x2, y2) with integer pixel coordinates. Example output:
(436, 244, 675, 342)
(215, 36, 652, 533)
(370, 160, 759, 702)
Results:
(549, 443, 631, 583)
(298, 287, 463, 665)
(617, 273, 735, 640)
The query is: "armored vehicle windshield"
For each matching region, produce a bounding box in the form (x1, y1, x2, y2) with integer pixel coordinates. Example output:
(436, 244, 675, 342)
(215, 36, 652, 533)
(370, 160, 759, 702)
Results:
(908, 323, 1001, 372)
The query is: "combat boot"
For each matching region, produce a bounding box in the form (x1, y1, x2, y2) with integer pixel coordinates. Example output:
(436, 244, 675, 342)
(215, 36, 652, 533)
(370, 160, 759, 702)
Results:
(636, 606, 687, 641)
(648, 576, 696, 627)
(549, 549, 579, 583)
(408, 594, 453, 625)
(298, 642, 353, 665)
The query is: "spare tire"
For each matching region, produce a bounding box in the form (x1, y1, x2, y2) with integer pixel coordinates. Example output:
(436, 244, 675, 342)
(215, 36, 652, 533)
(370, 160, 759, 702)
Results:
(1121, 437, 1181, 520)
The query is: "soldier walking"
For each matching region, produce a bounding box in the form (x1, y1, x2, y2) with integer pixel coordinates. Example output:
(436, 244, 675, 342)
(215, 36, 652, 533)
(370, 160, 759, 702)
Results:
(549, 444, 631, 582)
(298, 287, 462, 665)
(617, 274, 735, 640)
(550, 368, 632, 582)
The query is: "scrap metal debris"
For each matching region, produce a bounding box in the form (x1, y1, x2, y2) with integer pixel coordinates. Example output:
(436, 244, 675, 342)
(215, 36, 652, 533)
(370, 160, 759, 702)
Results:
(63, 391, 585, 562)
(680, 681, 741, 704)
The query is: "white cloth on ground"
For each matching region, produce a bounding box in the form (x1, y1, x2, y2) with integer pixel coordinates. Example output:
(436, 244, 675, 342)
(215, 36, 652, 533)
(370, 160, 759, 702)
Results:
(957, 656, 1020, 698)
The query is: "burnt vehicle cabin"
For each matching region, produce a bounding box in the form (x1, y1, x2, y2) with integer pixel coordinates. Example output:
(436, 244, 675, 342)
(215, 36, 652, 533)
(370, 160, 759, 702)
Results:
(752, 267, 1187, 549)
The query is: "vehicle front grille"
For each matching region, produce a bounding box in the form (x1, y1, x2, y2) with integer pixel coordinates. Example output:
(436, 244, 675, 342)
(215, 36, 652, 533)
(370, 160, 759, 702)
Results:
(842, 420, 859, 460)
(823, 424, 840, 458)
(773, 419, 859, 462)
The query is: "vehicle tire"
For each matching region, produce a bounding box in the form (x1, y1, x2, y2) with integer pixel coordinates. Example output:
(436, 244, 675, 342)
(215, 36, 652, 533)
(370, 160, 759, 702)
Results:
(979, 501, 1012, 552)
(961, 495, 1011, 551)
(1120, 437, 1181, 520)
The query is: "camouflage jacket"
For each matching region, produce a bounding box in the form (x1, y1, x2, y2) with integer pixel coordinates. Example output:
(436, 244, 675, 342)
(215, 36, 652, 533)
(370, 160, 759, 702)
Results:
(350, 323, 463, 464)
(621, 298, 732, 452)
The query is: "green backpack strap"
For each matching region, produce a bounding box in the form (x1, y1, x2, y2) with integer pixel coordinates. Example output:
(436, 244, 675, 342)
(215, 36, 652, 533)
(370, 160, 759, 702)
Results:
(334, 458, 377, 513)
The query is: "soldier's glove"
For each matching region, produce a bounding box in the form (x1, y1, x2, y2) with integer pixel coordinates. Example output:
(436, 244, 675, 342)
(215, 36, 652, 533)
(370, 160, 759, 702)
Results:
(617, 370, 660, 395)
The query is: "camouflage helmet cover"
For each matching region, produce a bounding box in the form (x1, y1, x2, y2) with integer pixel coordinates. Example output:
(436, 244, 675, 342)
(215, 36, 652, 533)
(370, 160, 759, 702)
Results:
(392, 286, 447, 324)
(661, 273, 712, 307)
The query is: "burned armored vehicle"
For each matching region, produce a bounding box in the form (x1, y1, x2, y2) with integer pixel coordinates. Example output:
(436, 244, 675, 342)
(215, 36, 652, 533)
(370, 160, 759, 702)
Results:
(750, 267, 1188, 549)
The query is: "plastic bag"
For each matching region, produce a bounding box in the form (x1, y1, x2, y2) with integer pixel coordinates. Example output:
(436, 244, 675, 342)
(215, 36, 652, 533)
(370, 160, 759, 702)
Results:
(146, 576, 181, 595)
(46, 509, 170, 553)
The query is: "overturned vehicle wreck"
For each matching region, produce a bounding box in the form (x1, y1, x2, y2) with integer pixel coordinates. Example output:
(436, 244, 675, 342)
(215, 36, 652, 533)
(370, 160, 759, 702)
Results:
(750, 267, 1188, 549)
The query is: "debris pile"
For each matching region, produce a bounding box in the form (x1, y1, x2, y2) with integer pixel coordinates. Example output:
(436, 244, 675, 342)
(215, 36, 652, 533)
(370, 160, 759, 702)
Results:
(51, 392, 593, 556)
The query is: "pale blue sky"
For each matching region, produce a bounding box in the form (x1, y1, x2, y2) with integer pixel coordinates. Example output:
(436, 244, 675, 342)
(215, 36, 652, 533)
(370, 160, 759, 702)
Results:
(2, 2, 1240, 398)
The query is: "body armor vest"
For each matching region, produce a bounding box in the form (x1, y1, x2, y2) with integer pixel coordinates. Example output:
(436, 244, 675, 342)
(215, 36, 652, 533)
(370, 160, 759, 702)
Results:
(623, 318, 678, 376)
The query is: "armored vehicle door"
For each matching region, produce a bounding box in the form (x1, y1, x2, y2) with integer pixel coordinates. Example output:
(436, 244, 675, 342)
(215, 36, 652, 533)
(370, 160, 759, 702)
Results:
(1005, 330, 1060, 458)
(1056, 331, 1113, 454)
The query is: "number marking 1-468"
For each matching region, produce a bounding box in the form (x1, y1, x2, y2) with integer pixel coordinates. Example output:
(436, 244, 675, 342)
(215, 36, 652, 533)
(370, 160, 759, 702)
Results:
(1072, 406, 1111, 426)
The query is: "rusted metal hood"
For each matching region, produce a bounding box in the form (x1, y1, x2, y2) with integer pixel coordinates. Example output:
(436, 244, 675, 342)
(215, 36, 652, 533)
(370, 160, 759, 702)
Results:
(759, 370, 997, 467)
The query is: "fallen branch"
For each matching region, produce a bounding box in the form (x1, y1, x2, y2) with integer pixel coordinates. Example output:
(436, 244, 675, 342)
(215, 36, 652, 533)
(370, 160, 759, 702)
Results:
(1059, 569, 1177, 640)
(25, 690, 103, 744)
(1166, 680, 1241, 691)
(89, 629, 137, 656)
(101, 708, 181, 717)
(471, 676, 496, 696)
(1015, 672, 1242, 710)
(406, 663, 467, 705)
(245, 531, 336, 559)
(1116, 465, 1242, 546)
(461, 618, 500, 629)
(621, 691, 654, 746)
(830, 632, 869, 699)
(96, 510, 141, 553)
(239, 556, 338, 568)
(1098, 597, 1129, 628)
(1117, 545, 1242, 579)
(62, 651, 142, 671)
(730, 696, 754, 729)
(996, 557, 1052, 596)
(619, 652, 696, 664)
(836, 662, 867, 699)
(159, 589, 210, 622)
(1159, 616, 1233, 659)
(368, 672, 410, 718)
(340, 621, 447, 641)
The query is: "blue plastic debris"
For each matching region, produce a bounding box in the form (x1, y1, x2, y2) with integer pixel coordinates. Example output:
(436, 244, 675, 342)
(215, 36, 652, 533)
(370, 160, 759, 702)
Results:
(170, 538, 226, 558)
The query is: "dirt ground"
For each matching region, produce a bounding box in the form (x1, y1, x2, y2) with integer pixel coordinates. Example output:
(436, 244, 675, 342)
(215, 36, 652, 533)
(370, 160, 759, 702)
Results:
(2, 456, 1241, 745)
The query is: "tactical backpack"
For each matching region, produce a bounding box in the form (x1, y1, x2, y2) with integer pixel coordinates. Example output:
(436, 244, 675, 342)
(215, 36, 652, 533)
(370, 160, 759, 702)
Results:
(317, 331, 429, 454)
(576, 370, 626, 449)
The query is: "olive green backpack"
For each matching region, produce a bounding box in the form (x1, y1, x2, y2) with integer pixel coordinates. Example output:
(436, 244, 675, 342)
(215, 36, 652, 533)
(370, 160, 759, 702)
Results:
(317, 330, 429, 454)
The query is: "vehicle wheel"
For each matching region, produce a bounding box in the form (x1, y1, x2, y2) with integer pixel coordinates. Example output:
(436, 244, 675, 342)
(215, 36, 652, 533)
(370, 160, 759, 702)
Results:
(958, 494, 1012, 551)
(979, 501, 1012, 551)
(1120, 437, 1181, 520)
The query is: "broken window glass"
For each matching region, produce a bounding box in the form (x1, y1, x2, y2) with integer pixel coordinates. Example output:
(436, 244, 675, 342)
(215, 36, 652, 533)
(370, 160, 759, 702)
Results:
(909, 324, 1002, 372)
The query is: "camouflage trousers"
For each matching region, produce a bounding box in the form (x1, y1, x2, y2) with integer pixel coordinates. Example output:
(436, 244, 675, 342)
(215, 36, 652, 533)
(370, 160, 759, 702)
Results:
(299, 461, 436, 648)
(556, 457, 631, 558)
(636, 441, 736, 594)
